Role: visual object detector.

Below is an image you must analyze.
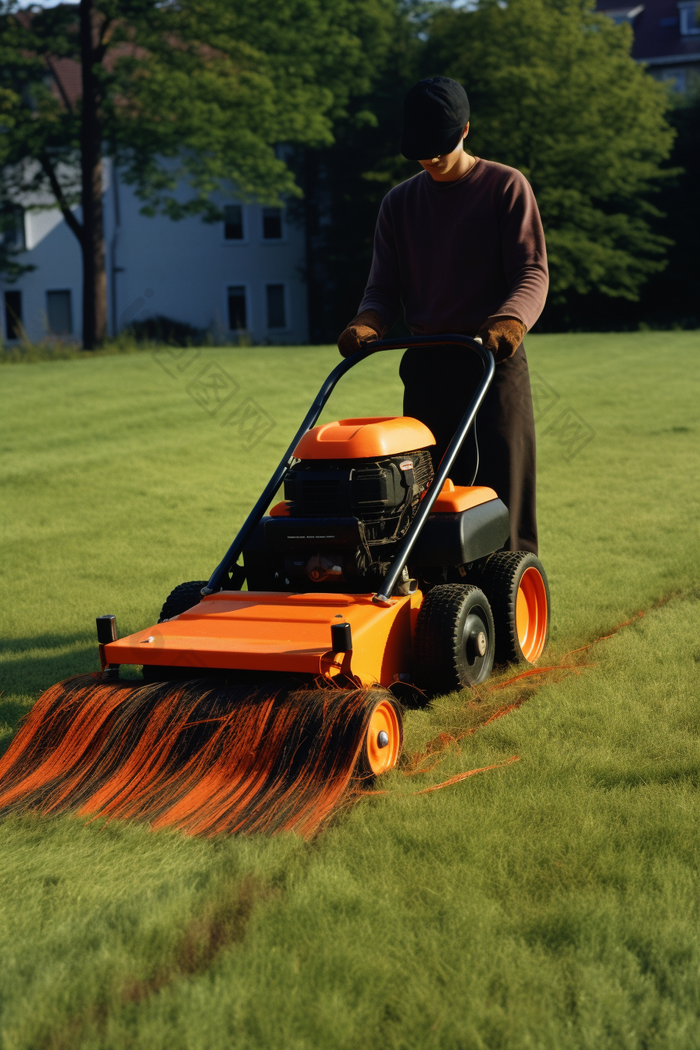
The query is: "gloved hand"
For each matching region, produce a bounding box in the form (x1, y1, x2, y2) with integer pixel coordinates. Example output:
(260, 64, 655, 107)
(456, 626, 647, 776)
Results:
(476, 316, 526, 363)
(337, 310, 385, 358)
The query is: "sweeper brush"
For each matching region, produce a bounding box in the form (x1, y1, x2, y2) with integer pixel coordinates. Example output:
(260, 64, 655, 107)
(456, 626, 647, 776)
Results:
(0, 336, 550, 837)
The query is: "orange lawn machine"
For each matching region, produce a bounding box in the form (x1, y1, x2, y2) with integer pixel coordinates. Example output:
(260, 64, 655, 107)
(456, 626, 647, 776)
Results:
(102, 334, 550, 764)
(0, 335, 549, 837)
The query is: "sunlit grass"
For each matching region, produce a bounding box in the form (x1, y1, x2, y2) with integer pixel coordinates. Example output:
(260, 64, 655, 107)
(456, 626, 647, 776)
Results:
(0, 330, 699, 1048)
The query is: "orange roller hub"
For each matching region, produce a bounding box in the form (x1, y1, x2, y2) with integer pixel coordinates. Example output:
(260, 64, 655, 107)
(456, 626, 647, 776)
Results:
(364, 699, 402, 775)
(515, 567, 548, 663)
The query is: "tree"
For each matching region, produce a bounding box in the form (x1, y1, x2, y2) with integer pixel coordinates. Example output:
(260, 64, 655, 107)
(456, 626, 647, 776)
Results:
(0, 88, 34, 284)
(635, 85, 700, 328)
(0, 0, 394, 347)
(532, 84, 700, 332)
(421, 0, 676, 310)
(298, 1, 423, 342)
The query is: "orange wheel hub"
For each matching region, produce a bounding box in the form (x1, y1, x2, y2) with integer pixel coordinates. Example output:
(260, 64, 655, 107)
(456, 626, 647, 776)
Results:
(365, 699, 401, 775)
(515, 567, 548, 663)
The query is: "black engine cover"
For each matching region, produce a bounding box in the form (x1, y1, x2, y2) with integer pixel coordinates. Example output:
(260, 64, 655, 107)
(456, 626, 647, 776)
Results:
(283, 450, 433, 538)
(411, 499, 510, 566)
(242, 499, 510, 593)
(242, 448, 506, 593)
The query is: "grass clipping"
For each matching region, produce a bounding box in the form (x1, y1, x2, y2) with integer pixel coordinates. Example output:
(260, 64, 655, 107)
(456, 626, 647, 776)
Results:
(0, 674, 397, 837)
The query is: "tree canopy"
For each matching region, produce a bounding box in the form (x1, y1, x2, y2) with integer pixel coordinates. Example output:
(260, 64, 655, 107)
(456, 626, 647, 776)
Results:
(298, 0, 679, 339)
(0, 0, 684, 341)
(424, 0, 676, 303)
(0, 0, 397, 214)
(0, 0, 397, 342)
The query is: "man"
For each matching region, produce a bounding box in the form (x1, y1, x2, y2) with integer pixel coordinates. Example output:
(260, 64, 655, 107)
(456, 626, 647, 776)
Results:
(337, 77, 548, 555)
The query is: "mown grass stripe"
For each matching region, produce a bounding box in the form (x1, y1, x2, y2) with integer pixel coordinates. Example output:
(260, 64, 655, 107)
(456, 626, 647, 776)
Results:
(1, 332, 699, 1048)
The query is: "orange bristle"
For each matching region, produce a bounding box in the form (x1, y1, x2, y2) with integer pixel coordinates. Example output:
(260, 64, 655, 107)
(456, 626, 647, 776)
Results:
(0, 674, 394, 838)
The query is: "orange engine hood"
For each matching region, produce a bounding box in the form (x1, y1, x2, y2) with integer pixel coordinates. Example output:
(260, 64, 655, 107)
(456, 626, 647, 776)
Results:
(104, 590, 423, 689)
(294, 416, 435, 460)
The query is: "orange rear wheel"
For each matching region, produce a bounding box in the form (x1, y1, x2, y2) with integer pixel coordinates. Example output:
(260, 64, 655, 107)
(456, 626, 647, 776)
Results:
(363, 698, 402, 776)
(515, 566, 549, 663)
(477, 552, 550, 666)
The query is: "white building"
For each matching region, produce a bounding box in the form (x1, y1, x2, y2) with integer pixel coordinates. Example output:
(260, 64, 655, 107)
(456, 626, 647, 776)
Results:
(1, 160, 309, 345)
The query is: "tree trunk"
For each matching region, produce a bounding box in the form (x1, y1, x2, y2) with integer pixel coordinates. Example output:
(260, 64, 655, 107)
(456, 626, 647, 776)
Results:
(80, 0, 106, 349)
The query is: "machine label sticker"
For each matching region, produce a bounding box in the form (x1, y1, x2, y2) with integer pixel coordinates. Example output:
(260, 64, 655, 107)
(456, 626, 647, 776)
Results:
(287, 535, 337, 540)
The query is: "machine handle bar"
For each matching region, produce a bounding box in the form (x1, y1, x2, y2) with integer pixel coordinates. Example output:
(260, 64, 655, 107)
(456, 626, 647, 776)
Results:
(203, 334, 494, 598)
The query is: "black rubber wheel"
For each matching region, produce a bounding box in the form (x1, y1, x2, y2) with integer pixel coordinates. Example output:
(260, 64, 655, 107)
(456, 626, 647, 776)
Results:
(142, 581, 208, 683)
(413, 584, 495, 696)
(158, 581, 208, 623)
(476, 552, 550, 666)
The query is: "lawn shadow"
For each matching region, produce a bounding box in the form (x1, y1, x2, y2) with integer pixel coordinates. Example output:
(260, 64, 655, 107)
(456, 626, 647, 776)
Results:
(0, 642, 100, 706)
(0, 631, 94, 654)
(0, 641, 104, 756)
(0, 696, 35, 740)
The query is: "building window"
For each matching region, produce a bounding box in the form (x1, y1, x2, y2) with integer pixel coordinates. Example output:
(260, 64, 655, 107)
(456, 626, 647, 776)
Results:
(227, 285, 247, 330)
(4, 290, 22, 340)
(46, 290, 73, 335)
(0, 205, 25, 250)
(224, 204, 244, 240)
(266, 284, 286, 329)
(262, 207, 283, 240)
(679, 2, 700, 34)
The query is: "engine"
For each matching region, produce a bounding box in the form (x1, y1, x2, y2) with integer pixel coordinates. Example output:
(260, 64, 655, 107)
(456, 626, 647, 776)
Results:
(282, 448, 434, 580)
(244, 417, 436, 592)
(242, 415, 510, 594)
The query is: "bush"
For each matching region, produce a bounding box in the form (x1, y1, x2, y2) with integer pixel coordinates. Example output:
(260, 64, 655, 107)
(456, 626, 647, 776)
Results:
(125, 315, 206, 346)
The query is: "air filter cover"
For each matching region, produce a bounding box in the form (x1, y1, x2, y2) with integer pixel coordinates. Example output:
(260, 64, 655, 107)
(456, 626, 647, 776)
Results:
(294, 417, 435, 461)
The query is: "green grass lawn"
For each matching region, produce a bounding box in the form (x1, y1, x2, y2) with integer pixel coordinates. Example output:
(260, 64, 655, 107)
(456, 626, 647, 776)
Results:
(1, 331, 699, 1049)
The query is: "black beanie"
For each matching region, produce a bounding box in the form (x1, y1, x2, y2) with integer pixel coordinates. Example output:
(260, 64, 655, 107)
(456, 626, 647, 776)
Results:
(400, 77, 470, 161)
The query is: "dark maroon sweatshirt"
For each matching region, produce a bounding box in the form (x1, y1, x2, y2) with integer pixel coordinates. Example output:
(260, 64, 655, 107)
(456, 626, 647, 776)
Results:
(358, 158, 549, 334)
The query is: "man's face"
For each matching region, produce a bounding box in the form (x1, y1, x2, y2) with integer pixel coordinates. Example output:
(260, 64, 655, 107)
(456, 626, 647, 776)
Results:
(418, 124, 470, 179)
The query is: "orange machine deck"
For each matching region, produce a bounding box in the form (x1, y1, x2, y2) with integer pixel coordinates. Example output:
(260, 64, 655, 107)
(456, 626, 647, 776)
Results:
(104, 590, 424, 688)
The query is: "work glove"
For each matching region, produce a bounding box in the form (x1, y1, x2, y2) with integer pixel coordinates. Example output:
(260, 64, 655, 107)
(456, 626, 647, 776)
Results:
(476, 316, 526, 363)
(337, 309, 385, 358)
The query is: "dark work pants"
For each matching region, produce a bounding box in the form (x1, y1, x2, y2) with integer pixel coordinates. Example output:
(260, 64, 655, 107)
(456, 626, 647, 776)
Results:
(400, 342, 538, 555)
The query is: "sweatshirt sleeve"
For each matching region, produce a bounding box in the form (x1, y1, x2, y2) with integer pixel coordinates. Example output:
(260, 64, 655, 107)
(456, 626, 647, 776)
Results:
(493, 170, 549, 331)
(357, 195, 402, 330)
